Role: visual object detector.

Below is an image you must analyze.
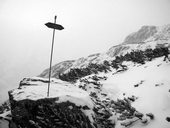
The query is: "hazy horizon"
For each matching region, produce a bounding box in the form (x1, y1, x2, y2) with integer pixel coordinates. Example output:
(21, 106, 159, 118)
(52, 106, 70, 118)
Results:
(0, 0, 170, 103)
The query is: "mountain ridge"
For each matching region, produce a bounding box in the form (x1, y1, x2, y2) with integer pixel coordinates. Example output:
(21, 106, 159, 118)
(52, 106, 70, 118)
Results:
(39, 24, 170, 78)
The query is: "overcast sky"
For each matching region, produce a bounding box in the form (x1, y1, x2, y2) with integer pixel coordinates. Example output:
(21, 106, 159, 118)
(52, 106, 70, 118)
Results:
(0, 0, 170, 102)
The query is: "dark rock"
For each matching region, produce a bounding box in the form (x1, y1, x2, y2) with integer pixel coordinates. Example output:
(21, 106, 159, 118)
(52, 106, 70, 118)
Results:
(141, 118, 148, 124)
(134, 112, 143, 119)
(9, 98, 94, 128)
(101, 93, 107, 96)
(128, 96, 136, 102)
(166, 117, 170, 122)
(134, 84, 139, 87)
(82, 105, 90, 110)
(146, 113, 154, 120)
(155, 84, 160, 87)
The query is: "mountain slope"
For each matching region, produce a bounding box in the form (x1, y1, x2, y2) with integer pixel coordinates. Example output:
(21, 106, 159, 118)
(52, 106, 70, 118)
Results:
(5, 55, 170, 128)
(39, 24, 170, 78)
(122, 26, 157, 44)
(100, 57, 170, 128)
(39, 60, 75, 78)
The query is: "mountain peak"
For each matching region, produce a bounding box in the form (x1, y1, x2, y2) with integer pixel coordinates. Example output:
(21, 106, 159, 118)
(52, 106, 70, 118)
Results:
(122, 25, 158, 44)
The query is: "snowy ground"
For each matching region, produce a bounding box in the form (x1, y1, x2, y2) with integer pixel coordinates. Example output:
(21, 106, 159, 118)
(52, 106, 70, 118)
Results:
(101, 57, 170, 128)
(6, 56, 170, 128)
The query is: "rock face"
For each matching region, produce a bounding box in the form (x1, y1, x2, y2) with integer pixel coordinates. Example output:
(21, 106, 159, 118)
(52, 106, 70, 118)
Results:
(9, 98, 93, 128)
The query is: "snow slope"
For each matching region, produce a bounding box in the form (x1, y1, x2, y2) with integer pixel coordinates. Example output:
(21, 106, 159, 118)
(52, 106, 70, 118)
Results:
(39, 24, 170, 78)
(6, 56, 170, 128)
(99, 57, 170, 128)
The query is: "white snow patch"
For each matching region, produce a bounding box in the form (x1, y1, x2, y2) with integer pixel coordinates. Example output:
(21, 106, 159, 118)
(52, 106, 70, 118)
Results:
(101, 57, 170, 128)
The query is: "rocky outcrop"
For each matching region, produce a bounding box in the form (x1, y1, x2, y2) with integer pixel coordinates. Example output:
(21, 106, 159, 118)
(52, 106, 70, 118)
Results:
(9, 97, 93, 128)
(8, 78, 97, 128)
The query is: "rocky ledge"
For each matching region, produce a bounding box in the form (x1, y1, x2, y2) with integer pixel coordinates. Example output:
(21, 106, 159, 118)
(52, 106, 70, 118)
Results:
(8, 77, 96, 128)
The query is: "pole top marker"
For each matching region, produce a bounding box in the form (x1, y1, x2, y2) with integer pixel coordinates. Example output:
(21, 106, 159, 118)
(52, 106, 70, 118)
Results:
(45, 22, 64, 30)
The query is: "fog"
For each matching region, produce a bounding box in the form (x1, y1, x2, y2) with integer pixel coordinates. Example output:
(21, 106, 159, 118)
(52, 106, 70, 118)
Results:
(0, 0, 170, 103)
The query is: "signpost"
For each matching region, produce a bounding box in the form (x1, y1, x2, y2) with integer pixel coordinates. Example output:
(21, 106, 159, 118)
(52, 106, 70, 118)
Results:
(45, 16, 64, 97)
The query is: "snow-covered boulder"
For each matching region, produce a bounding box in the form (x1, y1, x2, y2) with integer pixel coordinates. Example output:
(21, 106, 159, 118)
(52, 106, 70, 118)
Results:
(8, 77, 96, 128)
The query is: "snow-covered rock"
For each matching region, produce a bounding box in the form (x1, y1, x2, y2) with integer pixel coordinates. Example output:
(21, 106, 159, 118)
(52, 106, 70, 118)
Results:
(8, 78, 96, 128)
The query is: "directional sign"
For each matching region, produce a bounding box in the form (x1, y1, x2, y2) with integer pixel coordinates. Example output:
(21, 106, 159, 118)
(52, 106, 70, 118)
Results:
(45, 22, 64, 30)
(45, 16, 64, 97)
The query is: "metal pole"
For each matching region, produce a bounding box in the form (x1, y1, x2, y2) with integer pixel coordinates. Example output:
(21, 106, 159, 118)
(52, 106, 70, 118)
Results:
(47, 16, 57, 97)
